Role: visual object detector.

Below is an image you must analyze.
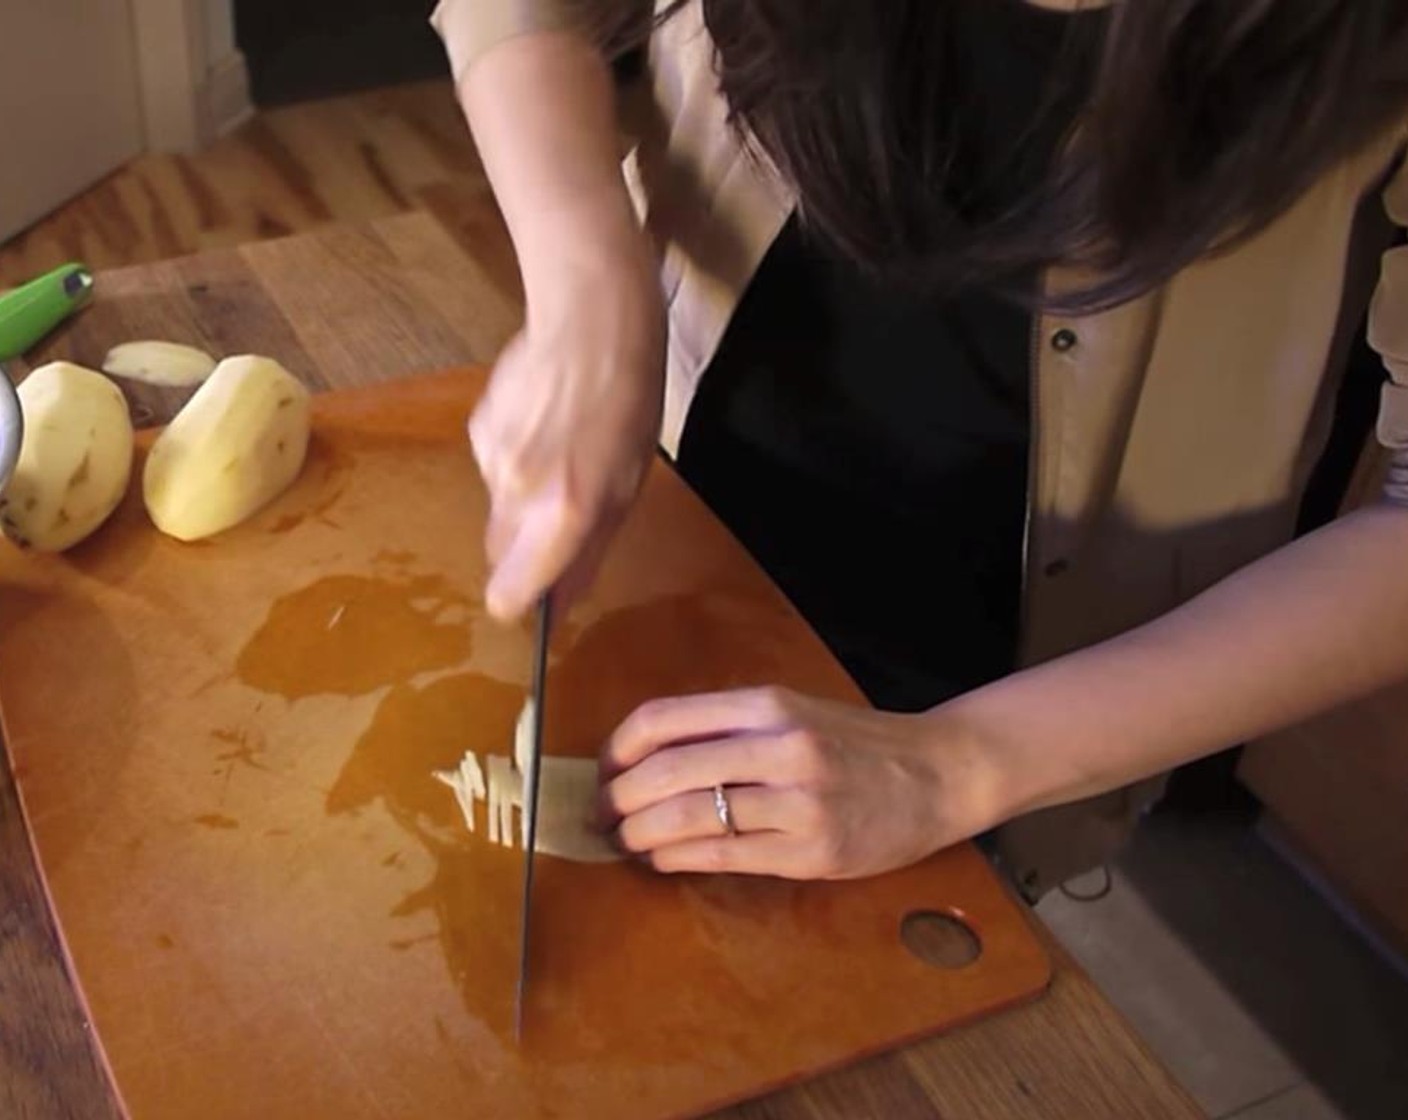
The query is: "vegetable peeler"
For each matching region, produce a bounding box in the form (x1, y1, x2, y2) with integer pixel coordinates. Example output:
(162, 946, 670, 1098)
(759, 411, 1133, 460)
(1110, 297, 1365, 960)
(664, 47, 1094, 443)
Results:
(0, 262, 94, 361)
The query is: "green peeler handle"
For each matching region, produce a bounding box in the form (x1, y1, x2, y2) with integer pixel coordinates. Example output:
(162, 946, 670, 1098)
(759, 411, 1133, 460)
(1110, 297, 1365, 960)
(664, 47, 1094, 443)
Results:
(0, 262, 95, 361)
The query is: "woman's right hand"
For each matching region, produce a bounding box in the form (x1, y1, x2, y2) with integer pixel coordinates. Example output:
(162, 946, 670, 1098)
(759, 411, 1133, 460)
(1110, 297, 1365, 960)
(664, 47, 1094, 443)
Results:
(456, 29, 664, 620)
(470, 218, 665, 622)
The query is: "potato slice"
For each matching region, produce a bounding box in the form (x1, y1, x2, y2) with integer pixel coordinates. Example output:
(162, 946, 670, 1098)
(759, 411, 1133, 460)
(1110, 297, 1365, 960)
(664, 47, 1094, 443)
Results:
(143, 355, 310, 541)
(103, 340, 217, 387)
(531, 756, 621, 863)
(0, 362, 134, 552)
(437, 698, 622, 864)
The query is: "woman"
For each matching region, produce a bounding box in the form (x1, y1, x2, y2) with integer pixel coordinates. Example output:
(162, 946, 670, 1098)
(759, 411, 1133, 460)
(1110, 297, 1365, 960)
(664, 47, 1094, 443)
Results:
(431, 0, 1408, 896)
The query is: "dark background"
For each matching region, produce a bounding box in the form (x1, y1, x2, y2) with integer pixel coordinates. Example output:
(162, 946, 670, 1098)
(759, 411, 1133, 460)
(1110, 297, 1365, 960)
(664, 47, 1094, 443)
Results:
(234, 0, 448, 107)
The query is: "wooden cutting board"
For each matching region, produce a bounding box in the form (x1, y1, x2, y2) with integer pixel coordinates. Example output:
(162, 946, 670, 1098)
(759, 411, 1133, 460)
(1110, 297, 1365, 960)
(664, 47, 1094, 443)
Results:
(0, 367, 1050, 1120)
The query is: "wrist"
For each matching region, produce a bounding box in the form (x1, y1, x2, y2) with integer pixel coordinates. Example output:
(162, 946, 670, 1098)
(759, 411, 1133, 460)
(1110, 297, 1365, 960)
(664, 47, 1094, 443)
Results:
(920, 682, 1044, 838)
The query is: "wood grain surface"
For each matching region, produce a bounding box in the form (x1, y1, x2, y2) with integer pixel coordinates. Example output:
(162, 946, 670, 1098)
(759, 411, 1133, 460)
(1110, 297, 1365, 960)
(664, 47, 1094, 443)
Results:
(0, 81, 489, 291)
(0, 215, 1204, 1120)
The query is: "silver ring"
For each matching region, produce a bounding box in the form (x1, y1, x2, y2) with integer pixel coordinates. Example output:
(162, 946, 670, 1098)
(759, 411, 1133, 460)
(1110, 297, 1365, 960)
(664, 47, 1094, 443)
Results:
(713, 784, 737, 836)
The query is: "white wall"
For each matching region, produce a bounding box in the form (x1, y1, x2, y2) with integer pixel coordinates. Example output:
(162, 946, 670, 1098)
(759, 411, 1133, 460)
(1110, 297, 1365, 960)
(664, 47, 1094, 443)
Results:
(0, 1, 145, 240)
(0, 0, 249, 241)
(200, 0, 252, 141)
(130, 0, 250, 153)
(203, 0, 238, 66)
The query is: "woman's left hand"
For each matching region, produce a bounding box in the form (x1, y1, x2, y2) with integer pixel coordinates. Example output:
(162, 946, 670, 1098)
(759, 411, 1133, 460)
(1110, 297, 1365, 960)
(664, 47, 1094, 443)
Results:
(599, 686, 998, 880)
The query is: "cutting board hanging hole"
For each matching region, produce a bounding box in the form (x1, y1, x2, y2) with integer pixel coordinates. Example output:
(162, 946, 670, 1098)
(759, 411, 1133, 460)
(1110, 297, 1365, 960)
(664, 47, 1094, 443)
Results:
(901, 910, 982, 970)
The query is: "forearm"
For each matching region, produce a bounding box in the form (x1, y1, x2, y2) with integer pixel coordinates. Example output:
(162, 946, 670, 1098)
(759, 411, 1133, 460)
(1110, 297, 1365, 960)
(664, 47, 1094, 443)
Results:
(949, 502, 1408, 822)
(459, 32, 641, 295)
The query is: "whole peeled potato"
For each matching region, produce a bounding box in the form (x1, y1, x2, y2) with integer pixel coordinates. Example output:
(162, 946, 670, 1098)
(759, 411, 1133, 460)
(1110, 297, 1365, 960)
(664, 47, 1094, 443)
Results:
(143, 354, 311, 541)
(0, 362, 135, 551)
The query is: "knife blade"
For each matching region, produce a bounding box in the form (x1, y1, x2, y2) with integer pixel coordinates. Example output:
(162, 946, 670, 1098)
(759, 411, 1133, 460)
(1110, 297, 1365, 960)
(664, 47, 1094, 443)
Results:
(514, 594, 552, 1043)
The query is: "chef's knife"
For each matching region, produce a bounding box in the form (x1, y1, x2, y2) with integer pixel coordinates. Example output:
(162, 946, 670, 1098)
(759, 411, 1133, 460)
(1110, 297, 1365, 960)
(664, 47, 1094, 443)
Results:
(514, 594, 551, 1043)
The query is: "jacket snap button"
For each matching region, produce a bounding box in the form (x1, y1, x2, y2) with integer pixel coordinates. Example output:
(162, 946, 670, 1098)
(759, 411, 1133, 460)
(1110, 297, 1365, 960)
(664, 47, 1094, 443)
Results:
(1044, 558, 1069, 577)
(1051, 328, 1077, 352)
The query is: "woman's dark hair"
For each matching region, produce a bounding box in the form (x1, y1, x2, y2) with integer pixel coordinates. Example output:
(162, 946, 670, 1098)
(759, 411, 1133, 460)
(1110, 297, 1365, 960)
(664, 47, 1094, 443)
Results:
(651, 0, 1408, 312)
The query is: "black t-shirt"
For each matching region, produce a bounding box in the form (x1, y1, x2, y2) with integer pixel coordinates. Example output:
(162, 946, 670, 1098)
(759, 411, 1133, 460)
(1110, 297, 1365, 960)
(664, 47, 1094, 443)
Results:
(676, 1, 1099, 711)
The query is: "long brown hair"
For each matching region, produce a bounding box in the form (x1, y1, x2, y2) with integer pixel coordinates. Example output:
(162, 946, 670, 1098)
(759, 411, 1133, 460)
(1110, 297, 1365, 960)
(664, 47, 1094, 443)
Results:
(649, 0, 1408, 312)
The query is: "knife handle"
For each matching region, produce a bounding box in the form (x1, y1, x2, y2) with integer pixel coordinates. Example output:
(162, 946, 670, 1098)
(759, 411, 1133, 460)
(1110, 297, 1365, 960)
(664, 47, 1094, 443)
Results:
(0, 262, 95, 361)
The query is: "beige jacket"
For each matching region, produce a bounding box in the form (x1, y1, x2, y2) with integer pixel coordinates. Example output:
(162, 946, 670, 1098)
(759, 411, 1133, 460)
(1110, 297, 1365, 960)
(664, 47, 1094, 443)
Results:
(433, 0, 1408, 897)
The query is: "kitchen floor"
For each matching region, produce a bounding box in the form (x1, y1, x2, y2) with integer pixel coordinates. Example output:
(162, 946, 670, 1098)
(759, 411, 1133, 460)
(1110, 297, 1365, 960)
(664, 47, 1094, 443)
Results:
(4, 82, 1408, 1120)
(0, 81, 501, 291)
(1039, 807, 1408, 1120)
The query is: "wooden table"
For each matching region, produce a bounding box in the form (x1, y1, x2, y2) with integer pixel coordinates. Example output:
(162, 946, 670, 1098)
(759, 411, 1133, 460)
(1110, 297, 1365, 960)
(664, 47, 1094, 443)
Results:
(0, 213, 1204, 1120)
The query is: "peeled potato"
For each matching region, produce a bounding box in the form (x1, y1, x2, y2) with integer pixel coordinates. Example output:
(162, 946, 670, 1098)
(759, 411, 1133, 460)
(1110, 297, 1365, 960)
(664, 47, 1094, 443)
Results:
(143, 355, 310, 541)
(531, 757, 621, 862)
(0, 362, 134, 551)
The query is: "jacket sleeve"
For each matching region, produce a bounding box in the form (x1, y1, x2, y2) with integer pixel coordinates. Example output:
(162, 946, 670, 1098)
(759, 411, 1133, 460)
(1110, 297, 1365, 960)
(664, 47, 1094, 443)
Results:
(430, 0, 653, 85)
(1367, 148, 1408, 506)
